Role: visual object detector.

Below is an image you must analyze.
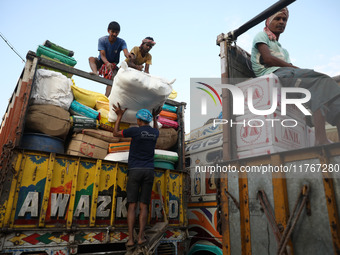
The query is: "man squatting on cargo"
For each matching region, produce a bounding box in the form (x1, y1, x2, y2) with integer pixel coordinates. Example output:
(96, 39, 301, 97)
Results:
(112, 103, 161, 249)
(251, 8, 340, 145)
(88, 21, 132, 97)
(125, 37, 156, 74)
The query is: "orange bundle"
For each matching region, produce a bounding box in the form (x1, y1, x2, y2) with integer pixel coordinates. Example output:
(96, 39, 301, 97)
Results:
(109, 142, 131, 153)
(159, 110, 177, 121)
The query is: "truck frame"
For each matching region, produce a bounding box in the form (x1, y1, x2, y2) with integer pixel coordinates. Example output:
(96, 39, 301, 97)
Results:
(0, 51, 188, 255)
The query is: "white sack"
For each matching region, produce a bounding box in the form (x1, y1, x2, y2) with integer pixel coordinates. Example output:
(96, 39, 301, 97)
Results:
(30, 69, 74, 110)
(108, 61, 174, 123)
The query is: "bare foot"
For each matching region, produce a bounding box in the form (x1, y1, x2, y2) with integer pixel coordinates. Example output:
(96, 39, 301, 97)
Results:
(137, 238, 147, 245)
(89, 71, 98, 75)
(126, 239, 135, 247)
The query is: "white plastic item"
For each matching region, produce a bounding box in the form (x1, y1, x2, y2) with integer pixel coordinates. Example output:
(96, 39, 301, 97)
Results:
(104, 152, 129, 163)
(108, 61, 174, 124)
(30, 69, 74, 110)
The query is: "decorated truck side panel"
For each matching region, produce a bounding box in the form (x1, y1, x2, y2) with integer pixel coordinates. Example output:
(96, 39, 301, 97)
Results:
(0, 51, 188, 255)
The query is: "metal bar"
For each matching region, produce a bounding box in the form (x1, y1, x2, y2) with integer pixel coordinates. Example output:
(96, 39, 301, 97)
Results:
(165, 170, 170, 220)
(320, 147, 340, 254)
(67, 158, 80, 229)
(110, 163, 119, 226)
(238, 163, 251, 255)
(1, 152, 23, 228)
(220, 171, 230, 254)
(26, 51, 112, 86)
(39, 153, 56, 227)
(270, 154, 294, 253)
(8, 154, 27, 228)
(226, 0, 296, 42)
(89, 159, 102, 227)
(179, 172, 184, 227)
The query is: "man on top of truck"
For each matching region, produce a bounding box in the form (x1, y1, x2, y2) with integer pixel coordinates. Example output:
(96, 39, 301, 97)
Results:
(112, 103, 161, 251)
(88, 21, 132, 97)
(125, 37, 156, 74)
(251, 7, 340, 145)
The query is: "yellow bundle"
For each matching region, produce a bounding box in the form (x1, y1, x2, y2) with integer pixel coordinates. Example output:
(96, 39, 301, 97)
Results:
(71, 85, 109, 108)
(168, 89, 178, 99)
(98, 108, 130, 129)
(96, 100, 110, 111)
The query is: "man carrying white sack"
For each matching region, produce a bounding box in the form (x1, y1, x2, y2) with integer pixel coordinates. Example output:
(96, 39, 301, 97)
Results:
(125, 37, 156, 74)
(111, 103, 161, 251)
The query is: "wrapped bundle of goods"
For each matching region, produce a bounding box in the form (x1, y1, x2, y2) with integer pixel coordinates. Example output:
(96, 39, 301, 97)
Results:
(70, 116, 99, 132)
(36, 45, 77, 67)
(82, 129, 120, 143)
(30, 69, 74, 110)
(156, 128, 178, 150)
(104, 151, 129, 163)
(43, 40, 74, 57)
(71, 85, 109, 109)
(159, 110, 177, 121)
(66, 133, 109, 159)
(154, 149, 178, 170)
(108, 61, 174, 124)
(105, 149, 178, 170)
(25, 104, 71, 140)
(108, 141, 131, 153)
(157, 116, 179, 130)
(162, 103, 177, 113)
(96, 107, 130, 131)
(69, 100, 100, 120)
(37, 41, 76, 77)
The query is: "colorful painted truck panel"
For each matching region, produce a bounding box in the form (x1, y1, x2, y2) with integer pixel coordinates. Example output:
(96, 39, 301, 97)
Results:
(0, 150, 186, 254)
(0, 52, 188, 255)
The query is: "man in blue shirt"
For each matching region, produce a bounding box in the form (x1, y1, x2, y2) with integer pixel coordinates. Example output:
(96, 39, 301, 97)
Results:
(112, 103, 161, 250)
(89, 21, 132, 97)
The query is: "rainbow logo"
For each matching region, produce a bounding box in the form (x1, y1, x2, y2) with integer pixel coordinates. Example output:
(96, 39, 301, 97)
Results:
(196, 82, 222, 106)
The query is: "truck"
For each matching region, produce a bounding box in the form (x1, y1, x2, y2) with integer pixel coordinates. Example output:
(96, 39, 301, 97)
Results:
(185, 0, 340, 254)
(0, 50, 188, 255)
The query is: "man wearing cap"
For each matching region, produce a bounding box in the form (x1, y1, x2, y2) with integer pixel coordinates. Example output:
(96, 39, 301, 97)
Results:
(112, 103, 161, 250)
(251, 8, 340, 145)
(89, 21, 132, 97)
(125, 37, 156, 74)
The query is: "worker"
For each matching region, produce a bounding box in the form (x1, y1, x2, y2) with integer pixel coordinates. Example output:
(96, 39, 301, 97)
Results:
(89, 21, 132, 97)
(125, 37, 156, 74)
(111, 103, 161, 251)
(251, 7, 340, 145)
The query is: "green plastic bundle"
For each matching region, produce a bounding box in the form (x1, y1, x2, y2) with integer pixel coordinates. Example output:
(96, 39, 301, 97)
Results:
(44, 40, 74, 57)
(36, 45, 77, 67)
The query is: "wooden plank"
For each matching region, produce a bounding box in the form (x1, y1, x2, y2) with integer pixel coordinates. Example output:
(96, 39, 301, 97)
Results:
(271, 154, 294, 253)
(39, 153, 55, 227)
(238, 163, 251, 255)
(67, 158, 80, 229)
(89, 159, 102, 227)
(220, 171, 231, 255)
(320, 147, 340, 254)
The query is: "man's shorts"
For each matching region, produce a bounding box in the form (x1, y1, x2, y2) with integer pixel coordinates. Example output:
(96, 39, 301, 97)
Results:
(94, 58, 104, 70)
(126, 169, 154, 204)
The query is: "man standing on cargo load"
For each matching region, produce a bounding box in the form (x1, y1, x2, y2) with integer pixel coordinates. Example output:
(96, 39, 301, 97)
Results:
(112, 103, 161, 250)
(89, 21, 132, 97)
(125, 37, 156, 74)
(251, 8, 340, 145)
